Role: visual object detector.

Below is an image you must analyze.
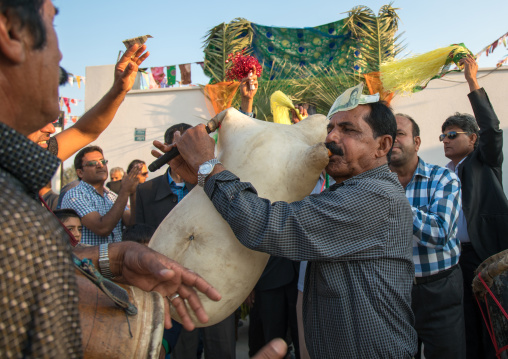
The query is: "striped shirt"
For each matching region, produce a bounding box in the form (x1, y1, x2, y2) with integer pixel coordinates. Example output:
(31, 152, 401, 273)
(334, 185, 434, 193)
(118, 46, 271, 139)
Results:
(405, 158, 461, 276)
(205, 165, 417, 358)
(61, 181, 124, 245)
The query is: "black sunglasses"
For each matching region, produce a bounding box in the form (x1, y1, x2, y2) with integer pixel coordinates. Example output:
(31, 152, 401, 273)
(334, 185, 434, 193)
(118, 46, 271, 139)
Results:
(83, 159, 108, 167)
(439, 131, 468, 142)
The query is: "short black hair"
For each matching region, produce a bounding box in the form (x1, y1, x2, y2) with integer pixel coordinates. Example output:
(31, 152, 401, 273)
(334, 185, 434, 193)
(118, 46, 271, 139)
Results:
(74, 145, 104, 174)
(395, 113, 420, 137)
(127, 159, 145, 174)
(442, 112, 479, 149)
(53, 208, 80, 223)
(0, 0, 47, 49)
(164, 123, 192, 144)
(363, 102, 397, 160)
(122, 224, 156, 245)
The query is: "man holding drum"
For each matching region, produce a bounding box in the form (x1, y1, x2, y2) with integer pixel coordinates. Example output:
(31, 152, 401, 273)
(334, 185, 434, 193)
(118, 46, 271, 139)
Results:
(0, 0, 221, 357)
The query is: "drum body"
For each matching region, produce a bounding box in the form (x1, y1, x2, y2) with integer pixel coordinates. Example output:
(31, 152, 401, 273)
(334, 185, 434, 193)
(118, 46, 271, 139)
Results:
(150, 109, 330, 326)
(473, 249, 508, 358)
(76, 271, 165, 359)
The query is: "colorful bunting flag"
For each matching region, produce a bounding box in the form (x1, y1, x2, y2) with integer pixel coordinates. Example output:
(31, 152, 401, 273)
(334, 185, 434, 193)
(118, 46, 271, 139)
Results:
(179, 63, 191, 85)
(151, 67, 166, 86)
(167, 65, 176, 86)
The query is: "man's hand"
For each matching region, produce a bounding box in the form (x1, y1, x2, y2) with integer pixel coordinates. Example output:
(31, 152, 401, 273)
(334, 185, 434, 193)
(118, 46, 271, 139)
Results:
(459, 55, 480, 92)
(291, 105, 308, 124)
(105, 242, 222, 331)
(113, 44, 150, 94)
(152, 125, 217, 184)
(120, 164, 141, 195)
(252, 339, 287, 359)
(240, 66, 259, 113)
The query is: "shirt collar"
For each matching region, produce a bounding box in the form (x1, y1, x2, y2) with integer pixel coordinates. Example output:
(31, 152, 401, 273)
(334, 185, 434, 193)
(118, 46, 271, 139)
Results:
(0, 122, 60, 194)
(446, 157, 467, 173)
(413, 157, 431, 179)
(328, 164, 390, 191)
(167, 170, 185, 187)
(80, 180, 112, 197)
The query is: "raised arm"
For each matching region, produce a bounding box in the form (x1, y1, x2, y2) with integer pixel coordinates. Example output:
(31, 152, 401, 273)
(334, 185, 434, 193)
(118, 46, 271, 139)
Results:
(54, 44, 149, 161)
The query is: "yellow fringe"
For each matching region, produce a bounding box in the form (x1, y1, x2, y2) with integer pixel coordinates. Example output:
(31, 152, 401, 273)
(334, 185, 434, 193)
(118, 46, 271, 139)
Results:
(271, 91, 300, 125)
(380, 45, 469, 94)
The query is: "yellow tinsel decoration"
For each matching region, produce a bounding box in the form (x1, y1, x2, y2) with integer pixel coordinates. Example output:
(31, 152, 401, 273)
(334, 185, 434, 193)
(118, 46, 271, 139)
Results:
(380, 45, 470, 95)
(270, 91, 302, 125)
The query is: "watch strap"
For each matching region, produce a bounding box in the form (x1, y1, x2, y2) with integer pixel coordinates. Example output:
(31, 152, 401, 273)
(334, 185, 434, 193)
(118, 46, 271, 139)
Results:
(98, 243, 114, 279)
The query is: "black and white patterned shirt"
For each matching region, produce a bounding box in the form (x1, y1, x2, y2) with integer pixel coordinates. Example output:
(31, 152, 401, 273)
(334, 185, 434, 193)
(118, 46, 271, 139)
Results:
(0, 123, 82, 358)
(205, 165, 417, 358)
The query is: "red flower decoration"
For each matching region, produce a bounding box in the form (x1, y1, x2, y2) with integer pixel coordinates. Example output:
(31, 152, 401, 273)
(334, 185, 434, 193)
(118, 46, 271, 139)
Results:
(225, 51, 262, 81)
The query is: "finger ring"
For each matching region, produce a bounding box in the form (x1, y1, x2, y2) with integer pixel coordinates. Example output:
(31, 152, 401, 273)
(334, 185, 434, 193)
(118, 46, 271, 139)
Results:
(167, 293, 180, 302)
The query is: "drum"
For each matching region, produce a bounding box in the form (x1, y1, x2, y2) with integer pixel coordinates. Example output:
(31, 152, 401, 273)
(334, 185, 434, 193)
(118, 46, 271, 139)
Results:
(76, 270, 165, 359)
(472, 249, 508, 359)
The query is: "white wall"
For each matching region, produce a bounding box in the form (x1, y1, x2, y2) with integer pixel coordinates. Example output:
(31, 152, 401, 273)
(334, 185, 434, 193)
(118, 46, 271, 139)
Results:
(85, 65, 508, 190)
(84, 65, 210, 180)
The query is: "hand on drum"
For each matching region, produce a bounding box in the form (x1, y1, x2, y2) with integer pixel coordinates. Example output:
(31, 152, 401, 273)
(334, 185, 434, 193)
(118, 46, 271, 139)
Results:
(252, 339, 288, 359)
(152, 124, 218, 184)
(75, 242, 221, 331)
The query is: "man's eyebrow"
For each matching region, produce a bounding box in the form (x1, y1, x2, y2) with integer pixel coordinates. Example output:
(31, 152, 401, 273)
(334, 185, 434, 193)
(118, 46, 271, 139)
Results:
(338, 121, 354, 127)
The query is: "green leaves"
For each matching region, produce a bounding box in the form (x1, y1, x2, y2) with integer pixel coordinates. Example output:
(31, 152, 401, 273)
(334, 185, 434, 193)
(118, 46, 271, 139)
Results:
(344, 4, 405, 75)
(202, 18, 253, 84)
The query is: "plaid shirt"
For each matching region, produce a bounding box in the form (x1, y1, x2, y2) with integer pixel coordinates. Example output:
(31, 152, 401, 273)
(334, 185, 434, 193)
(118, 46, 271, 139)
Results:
(61, 181, 124, 245)
(405, 158, 461, 277)
(205, 165, 417, 358)
(0, 123, 82, 358)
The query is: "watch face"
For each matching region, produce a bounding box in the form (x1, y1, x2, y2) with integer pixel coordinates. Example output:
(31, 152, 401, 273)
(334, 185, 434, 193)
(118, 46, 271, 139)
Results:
(199, 162, 213, 175)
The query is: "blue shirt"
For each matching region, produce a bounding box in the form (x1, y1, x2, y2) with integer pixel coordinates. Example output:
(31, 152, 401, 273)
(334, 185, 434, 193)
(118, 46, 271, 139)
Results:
(61, 181, 124, 245)
(405, 158, 461, 276)
(167, 171, 189, 202)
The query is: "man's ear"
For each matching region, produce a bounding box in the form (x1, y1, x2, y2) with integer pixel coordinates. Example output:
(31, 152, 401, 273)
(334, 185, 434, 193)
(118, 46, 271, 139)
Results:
(414, 136, 421, 152)
(76, 169, 84, 180)
(0, 10, 27, 64)
(469, 133, 478, 147)
(375, 134, 393, 158)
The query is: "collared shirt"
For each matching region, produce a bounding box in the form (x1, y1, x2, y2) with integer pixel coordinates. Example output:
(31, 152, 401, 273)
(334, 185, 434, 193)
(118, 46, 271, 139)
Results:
(446, 158, 471, 243)
(0, 122, 82, 358)
(167, 171, 189, 203)
(205, 165, 417, 358)
(406, 158, 461, 276)
(61, 181, 123, 245)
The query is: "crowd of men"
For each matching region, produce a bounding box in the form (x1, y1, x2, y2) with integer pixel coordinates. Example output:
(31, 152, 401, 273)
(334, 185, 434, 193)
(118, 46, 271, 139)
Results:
(1, 0, 508, 358)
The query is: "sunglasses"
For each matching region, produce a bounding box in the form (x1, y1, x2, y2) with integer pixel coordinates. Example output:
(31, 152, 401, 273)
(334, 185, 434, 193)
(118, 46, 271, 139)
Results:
(83, 159, 108, 167)
(141, 172, 149, 177)
(439, 131, 468, 142)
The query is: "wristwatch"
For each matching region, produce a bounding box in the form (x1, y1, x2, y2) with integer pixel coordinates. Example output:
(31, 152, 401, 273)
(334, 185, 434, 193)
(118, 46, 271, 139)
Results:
(98, 243, 114, 279)
(198, 158, 221, 187)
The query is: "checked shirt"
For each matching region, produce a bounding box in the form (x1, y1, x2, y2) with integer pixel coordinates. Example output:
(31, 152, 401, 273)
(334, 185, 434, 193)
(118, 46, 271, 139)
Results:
(0, 123, 82, 358)
(61, 181, 124, 245)
(205, 165, 417, 358)
(405, 158, 461, 277)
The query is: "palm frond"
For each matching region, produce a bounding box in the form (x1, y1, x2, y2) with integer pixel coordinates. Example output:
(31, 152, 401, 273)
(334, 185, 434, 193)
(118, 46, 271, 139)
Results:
(202, 18, 253, 83)
(344, 4, 405, 75)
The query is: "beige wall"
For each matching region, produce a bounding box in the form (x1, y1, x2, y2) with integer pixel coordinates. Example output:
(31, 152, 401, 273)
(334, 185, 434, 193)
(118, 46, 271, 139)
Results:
(85, 65, 508, 191)
(84, 65, 210, 180)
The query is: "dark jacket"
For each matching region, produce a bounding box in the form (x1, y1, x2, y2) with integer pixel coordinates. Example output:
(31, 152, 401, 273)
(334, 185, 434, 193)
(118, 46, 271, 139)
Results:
(459, 88, 508, 261)
(135, 168, 194, 229)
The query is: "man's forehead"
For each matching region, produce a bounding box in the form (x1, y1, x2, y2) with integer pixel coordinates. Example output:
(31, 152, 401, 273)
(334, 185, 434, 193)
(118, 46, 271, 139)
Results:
(83, 151, 103, 159)
(330, 105, 370, 126)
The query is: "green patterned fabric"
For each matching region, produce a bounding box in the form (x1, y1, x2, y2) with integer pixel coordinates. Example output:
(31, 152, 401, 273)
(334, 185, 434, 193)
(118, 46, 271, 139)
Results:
(251, 19, 361, 80)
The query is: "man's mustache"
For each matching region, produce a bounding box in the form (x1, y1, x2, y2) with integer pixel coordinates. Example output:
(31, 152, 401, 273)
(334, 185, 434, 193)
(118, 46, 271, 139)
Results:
(325, 142, 344, 156)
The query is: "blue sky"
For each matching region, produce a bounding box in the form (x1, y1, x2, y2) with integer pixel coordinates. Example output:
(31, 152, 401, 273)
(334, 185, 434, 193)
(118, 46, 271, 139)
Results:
(54, 0, 508, 117)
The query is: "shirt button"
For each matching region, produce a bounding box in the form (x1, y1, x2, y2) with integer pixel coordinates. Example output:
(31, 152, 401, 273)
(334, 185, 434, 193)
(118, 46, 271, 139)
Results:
(172, 198, 177, 203)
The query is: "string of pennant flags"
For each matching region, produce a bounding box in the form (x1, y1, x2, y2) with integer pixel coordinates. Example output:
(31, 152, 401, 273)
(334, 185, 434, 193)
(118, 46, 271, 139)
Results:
(65, 73, 86, 88)
(138, 62, 204, 90)
(474, 31, 508, 67)
(59, 96, 81, 114)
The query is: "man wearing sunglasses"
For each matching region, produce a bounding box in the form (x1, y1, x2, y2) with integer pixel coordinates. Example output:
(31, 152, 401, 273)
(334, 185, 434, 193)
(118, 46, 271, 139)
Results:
(442, 56, 508, 359)
(61, 146, 140, 245)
